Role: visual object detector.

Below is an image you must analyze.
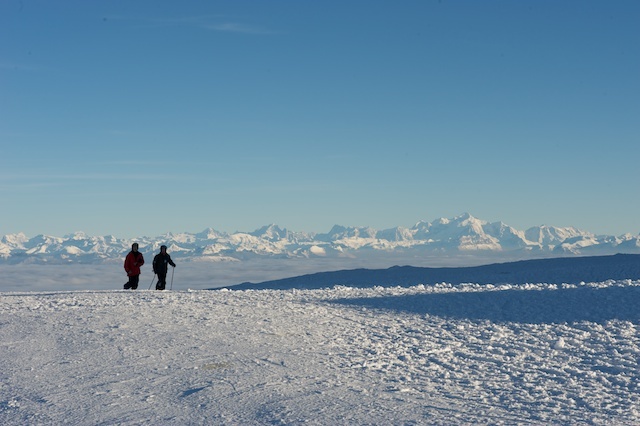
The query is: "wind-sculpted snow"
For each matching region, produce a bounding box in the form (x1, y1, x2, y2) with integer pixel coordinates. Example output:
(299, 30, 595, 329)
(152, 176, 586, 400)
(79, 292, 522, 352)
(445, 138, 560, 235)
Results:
(1, 281, 639, 424)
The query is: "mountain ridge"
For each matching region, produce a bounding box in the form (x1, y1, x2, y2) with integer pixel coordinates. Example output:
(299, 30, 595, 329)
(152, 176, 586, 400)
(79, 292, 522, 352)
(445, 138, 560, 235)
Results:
(2, 213, 639, 264)
(224, 253, 640, 290)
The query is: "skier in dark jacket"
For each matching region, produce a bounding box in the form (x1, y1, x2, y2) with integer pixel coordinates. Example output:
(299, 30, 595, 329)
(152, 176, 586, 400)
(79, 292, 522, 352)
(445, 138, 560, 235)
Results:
(153, 245, 176, 290)
(123, 243, 144, 290)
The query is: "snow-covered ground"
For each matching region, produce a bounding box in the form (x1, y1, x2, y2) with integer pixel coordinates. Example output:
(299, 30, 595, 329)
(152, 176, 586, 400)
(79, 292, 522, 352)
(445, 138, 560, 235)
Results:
(1, 279, 639, 425)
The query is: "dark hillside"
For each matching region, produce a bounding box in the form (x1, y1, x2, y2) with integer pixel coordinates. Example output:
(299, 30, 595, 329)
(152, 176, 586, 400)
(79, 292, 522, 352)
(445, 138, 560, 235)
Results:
(223, 253, 640, 290)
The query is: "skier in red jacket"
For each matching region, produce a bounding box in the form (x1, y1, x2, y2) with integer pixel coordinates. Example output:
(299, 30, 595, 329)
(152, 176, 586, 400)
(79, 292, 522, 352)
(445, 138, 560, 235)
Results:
(123, 243, 144, 290)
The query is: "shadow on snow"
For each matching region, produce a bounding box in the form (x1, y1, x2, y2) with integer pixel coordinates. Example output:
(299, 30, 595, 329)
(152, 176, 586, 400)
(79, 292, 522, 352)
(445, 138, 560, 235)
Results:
(327, 285, 640, 324)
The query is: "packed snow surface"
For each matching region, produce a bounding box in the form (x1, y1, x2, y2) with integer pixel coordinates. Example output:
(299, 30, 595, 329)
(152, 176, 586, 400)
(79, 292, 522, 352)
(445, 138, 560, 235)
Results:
(1, 280, 639, 425)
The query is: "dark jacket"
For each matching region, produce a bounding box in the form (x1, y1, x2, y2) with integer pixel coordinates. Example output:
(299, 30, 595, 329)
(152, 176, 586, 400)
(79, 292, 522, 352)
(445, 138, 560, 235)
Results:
(153, 253, 176, 275)
(124, 251, 144, 277)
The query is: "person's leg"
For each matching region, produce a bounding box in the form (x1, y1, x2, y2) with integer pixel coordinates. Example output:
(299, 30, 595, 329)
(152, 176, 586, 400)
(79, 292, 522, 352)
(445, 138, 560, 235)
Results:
(131, 275, 139, 290)
(156, 273, 166, 290)
(124, 275, 135, 289)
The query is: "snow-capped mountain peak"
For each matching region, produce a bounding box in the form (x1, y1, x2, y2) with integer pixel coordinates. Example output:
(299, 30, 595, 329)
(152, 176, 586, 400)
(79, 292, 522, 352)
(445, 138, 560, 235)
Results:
(1, 214, 638, 264)
(250, 224, 289, 241)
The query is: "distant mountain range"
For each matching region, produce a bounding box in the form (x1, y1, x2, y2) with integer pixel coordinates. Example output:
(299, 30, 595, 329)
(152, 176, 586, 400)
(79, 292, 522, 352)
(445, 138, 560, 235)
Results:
(2, 213, 640, 264)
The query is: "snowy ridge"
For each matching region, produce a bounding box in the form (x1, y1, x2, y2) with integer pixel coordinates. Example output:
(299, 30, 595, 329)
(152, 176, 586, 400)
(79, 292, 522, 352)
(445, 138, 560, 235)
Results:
(1, 280, 639, 424)
(2, 213, 640, 264)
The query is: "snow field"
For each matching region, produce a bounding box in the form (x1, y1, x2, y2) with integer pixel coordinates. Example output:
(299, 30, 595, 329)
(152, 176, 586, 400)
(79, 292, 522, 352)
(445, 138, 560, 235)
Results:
(1, 280, 639, 425)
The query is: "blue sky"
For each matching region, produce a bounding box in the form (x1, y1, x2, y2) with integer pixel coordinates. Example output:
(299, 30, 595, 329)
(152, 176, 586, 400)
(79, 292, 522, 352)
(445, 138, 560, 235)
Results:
(1, 0, 639, 238)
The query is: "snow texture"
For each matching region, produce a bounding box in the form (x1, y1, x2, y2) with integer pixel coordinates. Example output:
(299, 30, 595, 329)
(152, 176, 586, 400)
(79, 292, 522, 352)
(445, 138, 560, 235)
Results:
(1, 278, 639, 424)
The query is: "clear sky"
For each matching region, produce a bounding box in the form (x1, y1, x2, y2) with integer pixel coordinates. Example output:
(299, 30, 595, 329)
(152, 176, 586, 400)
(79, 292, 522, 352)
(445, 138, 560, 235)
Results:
(1, 0, 639, 238)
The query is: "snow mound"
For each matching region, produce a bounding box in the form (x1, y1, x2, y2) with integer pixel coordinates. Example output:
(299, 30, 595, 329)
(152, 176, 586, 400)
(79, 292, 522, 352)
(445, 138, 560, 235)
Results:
(1, 280, 639, 424)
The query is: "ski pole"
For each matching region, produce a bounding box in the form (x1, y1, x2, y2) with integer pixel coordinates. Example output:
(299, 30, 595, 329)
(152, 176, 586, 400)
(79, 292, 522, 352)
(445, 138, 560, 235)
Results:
(148, 274, 156, 290)
(170, 267, 175, 290)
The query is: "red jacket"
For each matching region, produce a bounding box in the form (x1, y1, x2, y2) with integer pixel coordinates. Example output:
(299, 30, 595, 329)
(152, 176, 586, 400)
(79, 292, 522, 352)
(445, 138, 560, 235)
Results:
(124, 250, 144, 276)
